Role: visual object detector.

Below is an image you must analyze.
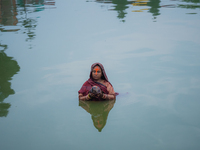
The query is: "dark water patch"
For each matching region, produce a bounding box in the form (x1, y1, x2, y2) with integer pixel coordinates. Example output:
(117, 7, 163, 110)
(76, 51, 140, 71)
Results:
(0, 44, 20, 117)
(181, 0, 200, 3)
(87, 0, 161, 22)
(186, 12, 197, 14)
(178, 4, 200, 9)
(88, 0, 200, 22)
(0, 103, 11, 117)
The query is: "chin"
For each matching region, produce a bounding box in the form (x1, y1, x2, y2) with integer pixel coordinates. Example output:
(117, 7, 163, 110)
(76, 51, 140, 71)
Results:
(93, 78, 100, 80)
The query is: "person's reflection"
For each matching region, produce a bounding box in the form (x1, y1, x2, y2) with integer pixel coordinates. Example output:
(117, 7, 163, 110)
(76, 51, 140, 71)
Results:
(79, 100, 116, 132)
(0, 44, 20, 117)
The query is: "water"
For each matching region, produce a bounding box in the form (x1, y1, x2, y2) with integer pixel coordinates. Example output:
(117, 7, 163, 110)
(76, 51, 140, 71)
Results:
(1, 0, 200, 149)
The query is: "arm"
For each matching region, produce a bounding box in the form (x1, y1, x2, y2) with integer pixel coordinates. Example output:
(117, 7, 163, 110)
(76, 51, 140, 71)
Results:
(103, 82, 116, 100)
(102, 93, 115, 100)
(79, 93, 115, 100)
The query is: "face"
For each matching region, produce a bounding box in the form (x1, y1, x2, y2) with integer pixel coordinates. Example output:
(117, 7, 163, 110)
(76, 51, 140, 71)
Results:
(92, 66, 102, 80)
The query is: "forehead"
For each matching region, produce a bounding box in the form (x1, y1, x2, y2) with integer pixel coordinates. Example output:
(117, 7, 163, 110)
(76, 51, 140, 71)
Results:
(93, 66, 101, 71)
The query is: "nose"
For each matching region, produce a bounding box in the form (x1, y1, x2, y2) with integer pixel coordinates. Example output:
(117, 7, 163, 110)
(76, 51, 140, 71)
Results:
(95, 71, 97, 75)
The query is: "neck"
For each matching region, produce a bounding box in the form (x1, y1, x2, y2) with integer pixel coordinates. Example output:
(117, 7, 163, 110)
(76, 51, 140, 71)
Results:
(94, 79, 102, 82)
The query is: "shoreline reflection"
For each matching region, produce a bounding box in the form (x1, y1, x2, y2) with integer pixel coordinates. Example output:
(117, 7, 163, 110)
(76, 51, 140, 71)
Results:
(0, 44, 20, 117)
(91, 0, 161, 21)
(0, 0, 56, 46)
(79, 100, 116, 132)
(90, 0, 200, 22)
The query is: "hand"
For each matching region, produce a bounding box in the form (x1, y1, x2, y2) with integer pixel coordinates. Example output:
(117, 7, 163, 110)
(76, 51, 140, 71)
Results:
(88, 92, 95, 98)
(101, 93, 108, 99)
(94, 92, 102, 98)
(89, 92, 100, 98)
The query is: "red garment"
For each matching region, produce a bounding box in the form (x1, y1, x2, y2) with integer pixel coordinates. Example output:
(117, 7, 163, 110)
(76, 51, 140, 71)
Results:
(78, 78, 109, 96)
(78, 63, 117, 100)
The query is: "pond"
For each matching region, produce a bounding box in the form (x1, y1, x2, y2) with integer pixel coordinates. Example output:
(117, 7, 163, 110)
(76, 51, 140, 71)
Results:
(0, 0, 200, 149)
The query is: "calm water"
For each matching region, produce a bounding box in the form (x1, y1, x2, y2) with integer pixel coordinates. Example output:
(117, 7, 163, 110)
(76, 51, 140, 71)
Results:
(1, 0, 200, 149)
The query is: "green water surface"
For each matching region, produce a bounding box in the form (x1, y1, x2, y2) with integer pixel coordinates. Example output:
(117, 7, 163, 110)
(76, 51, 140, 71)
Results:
(0, 0, 200, 150)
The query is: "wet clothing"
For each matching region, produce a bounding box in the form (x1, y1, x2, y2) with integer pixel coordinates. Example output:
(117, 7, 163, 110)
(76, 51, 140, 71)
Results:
(78, 78, 115, 96)
(78, 63, 117, 100)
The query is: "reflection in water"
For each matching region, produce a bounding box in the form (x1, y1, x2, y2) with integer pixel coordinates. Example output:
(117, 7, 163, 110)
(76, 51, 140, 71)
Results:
(22, 17, 37, 42)
(161, 0, 200, 10)
(0, 44, 20, 117)
(0, 0, 55, 116)
(79, 100, 115, 132)
(95, 0, 134, 21)
(178, 4, 200, 9)
(0, 0, 55, 45)
(0, 0, 18, 31)
(147, 0, 160, 18)
(91, 0, 200, 21)
(94, 0, 161, 21)
(0, 103, 11, 117)
(110, 0, 132, 21)
(181, 0, 200, 4)
(16, 0, 38, 42)
(16, 0, 56, 44)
